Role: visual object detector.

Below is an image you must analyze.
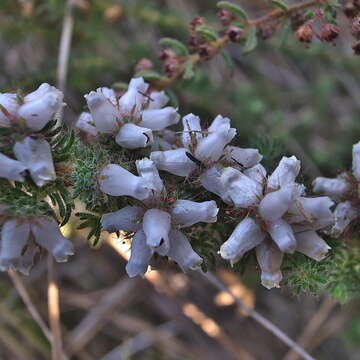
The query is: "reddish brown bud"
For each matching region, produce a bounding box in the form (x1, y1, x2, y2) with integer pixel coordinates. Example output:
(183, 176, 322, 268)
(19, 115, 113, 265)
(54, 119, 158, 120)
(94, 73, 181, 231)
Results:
(344, 0, 360, 18)
(226, 26, 245, 42)
(190, 17, 206, 32)
(320, 24, 340, 42)
(352, 41, 360, 55)
(217, 9, 234, 25)
(159, 48, 177, 62)
(351, 17, 360, 40)
(197, 43, 215, 60)
(290, 12, 306, 30)
(135, 58, 153, 72)
(296, 23, 313, 43)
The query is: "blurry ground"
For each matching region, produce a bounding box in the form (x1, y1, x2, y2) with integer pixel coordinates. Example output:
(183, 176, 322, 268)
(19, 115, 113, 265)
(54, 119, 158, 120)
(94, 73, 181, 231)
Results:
(1, 0, 360, 359)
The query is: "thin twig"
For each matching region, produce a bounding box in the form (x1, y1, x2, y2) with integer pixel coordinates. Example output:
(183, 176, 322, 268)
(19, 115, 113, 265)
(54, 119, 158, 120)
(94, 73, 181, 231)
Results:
(48, 255, 66, 360)
(8, 270, 53, 343)
(199, 271, 316, 360)
(283, 297, 336, 360)
(57, 0, 75, 93)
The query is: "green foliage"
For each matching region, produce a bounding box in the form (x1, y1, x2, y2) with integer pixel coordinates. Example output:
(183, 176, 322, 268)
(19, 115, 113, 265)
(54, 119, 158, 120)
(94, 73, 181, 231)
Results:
(196, 25, 218, 42)
(159, 38, 189, 56)
(217, 1, 248, 21)
(284, 240, 360, 302)
(76, 212, 102, 247)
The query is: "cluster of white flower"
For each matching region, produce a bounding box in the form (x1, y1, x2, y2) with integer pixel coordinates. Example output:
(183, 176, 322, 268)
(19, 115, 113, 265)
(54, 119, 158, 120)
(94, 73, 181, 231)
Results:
(2, 77, 357, 290)
(0, 83, 74, 273)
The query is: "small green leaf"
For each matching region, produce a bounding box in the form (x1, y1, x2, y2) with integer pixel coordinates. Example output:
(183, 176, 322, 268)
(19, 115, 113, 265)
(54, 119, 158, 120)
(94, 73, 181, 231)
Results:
(196, 25, 218, 41)
(243, 26, 257, 54)
(217, 1, 248, 21)
(270, 0, 288, 11)
(159, 37, 189, 56)
(221, 50, 234, 70)
(134, 70, 162, 81)
(183, 61, 195, 80)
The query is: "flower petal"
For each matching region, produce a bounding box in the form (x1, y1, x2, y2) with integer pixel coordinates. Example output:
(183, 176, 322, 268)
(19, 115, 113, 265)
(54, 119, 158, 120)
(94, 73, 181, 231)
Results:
(332, 201, 357, 237)
(181, 113, 202, 149)
(140, 107, 180, 131)
(119, 77, 149, 118)
(167, 229, 202, 272)
(195, 119, 236, 162)
(256, 241, 283, 289)
(220, 167, 262, 208)
(150, 148, 196, 177)
(224, 146, 262, 169)
(171, 200, 219, 228)
(259, 184, 298, 222)
(76, 112, 98, 136)
(143, 209, 171, 249)
(220, 217, 265, 263)
(31, 217, 74, 262)
(0, 219, 30, 271)
(84, 88, 120, 133)
(200, 164, 232, 203)
(267, 156, 300, 190)
(0, 153, 26, 182)
(101, 206, 145, 233)
(13, 137, 56, 187)
(147, 91, 169, 110)
(116, 123, 153, 149)
(268, 219, 297, 253)
(208, 114, 233, 133)
(136, 157, 164, 197)
(243, 164, 267, 185)
(353, 141, 360, 181)
(18, 84, 64, 131)
(295, 230, 330, 261)
(312, 176, 349, 200)
(98, 164, 150, 200)
(126, 230, 153, 277)
(0, 93, 18, 127)
(151, 131, 176, 151)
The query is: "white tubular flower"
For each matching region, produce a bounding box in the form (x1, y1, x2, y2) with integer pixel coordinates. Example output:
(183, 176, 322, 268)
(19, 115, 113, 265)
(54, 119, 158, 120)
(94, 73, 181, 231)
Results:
(353, 141, 360, 181)
(101, 206, 145, 233)
(224, 146, 263, 169)
(332, 201, 357, 236)
(31, 217, 74, 262)
(258, 185, 297, 222)
(267, 156, 301, 190)
(181, 113, 202, 149)
(151, 129, 176, 151)
(200, 165, 232, 203)
(171, 200, 219, 227)
(195, 118, 236, 162)
(150, 148, 196, 177)
(116, 123, 153, 149)
(268, 219, 297, 253)
(312, 176, 349, 200)
(13, 137, 56, 187)
(140, 107, 180, 131)
(126, 230, 153, 278)
(288, 196, 334, 229)
(84, 88, 120, 133)
(295, 230, 331, 261)
(0, 153, 26, 182)
(220, 217, 265, 264)
(118, 77, 149, 117)
(167, 230, 203, 272)
(136, 158, 164, 197)
(256, 241, 283, 289)
(147, 91, 169, 110)
(143, 209, 171, 249)
(76, 112, 98, 136)
(0, 219, 30, 271)
(220, 167, 262, 208)
(99, 164, 150, 200)
(243, 164, 267, 185)
(0, 93, 18, 127)
(18, 83, 64, 131)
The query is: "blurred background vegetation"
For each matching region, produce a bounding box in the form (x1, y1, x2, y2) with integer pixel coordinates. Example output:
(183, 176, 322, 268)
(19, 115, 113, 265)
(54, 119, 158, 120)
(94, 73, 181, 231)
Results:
(1, 0, 360, 359)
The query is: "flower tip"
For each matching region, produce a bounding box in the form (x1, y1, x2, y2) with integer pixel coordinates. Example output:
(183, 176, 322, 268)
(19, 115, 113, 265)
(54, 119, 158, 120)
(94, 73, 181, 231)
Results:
(52, 241, 74, 263)
(261, 272, 282, 290)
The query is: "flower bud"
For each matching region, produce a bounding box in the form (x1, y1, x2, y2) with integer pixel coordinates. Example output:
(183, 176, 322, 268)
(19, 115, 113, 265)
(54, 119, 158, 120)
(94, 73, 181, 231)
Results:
(320, 24, 340, 42)
(190, 16, 206, 32)
(135, 58, 153, 72)
(227, 26, 245, 43)
(352, 41, 360, 55)
(217, 9, 234, 25)
(198, 43, 216, 60)
(295, 23, 313, 43)
(351, 17, 360, 40)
